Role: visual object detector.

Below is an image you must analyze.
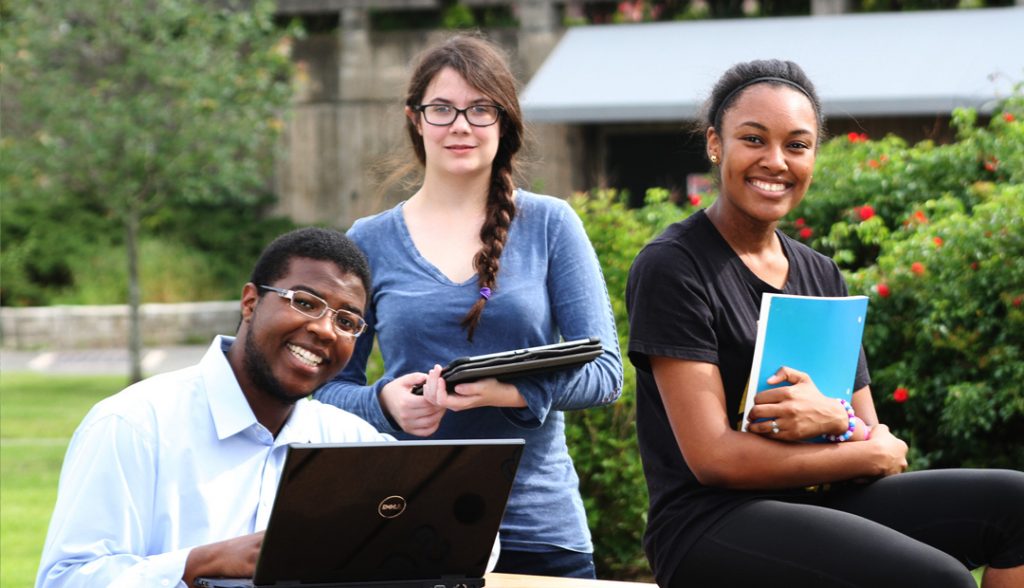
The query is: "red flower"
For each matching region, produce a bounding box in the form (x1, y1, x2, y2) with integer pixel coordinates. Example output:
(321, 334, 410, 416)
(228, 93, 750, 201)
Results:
(876, 283, 891, 298)
(1004, 113, 1016, 123)
(880, 154, 890, 163)
(847, 132, 859, 143)
(858, 205, 875, 221)
(859, 133, 869, 142)
(688, 193, 702, 207)
(618, 1, 644, 22)
(933, 236, 944, 247)
(970, 261, 979, 271)
(893, 387, 909, 403)
(799, 227, 814, 240)
(984, 157, 998, 172)
(911, 262, 926, 275)
(912, 210, 929, 224)
(1013, 296, 1022, 308)
(794, 217, 806, 228)
(868, 159, 880, 169)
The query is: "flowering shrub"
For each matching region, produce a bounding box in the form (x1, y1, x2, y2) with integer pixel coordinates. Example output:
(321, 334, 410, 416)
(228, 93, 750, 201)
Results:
(796, 89, 1024, 470)
(845, 184, 1024, 469)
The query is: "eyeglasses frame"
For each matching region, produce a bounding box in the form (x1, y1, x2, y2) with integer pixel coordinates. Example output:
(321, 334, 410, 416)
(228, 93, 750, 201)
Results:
(413, 103, 504, 127)
(258, 285, 367, 339)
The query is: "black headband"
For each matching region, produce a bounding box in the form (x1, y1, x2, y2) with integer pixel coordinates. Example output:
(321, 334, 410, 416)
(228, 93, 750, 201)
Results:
(713, 76, 816, 127)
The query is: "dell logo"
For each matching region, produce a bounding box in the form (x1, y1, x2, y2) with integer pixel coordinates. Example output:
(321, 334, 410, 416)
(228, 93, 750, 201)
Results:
(378, 495, 407, 518)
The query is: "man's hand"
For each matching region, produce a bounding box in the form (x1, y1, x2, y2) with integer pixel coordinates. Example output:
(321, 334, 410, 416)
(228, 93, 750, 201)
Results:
(184, 531, 263, 586)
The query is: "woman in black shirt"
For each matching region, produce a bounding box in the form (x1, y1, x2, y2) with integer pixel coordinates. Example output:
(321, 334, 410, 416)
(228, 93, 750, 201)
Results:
(626, 59, 1024, 588)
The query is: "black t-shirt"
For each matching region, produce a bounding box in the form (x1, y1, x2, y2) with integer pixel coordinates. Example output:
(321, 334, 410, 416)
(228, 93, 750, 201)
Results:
(625, 210, 870, 585)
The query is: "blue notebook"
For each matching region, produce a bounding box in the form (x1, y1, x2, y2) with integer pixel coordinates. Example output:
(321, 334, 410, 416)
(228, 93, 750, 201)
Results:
(739, 294, 869, 434)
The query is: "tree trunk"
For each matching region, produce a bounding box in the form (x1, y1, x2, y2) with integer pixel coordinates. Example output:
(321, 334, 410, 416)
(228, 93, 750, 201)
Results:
(126, 207, 144, 383)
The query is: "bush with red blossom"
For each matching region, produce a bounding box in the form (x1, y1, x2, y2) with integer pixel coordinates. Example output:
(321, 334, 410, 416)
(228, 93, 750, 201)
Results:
(773, 89, 1023, 469)
(846, 183, 1023, 470)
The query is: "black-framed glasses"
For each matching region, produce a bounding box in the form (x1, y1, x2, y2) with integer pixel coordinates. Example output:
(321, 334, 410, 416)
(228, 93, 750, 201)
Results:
(259, 285, 367, 339)
(413, 103, 503, 127)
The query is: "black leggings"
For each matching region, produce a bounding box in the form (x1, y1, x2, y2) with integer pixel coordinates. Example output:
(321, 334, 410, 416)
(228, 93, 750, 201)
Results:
(669, 469, 1024, 588)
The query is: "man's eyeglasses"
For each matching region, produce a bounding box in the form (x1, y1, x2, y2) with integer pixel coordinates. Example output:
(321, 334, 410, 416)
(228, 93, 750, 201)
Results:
(413, 103, 503, 127)
(259, 285, 367, 338)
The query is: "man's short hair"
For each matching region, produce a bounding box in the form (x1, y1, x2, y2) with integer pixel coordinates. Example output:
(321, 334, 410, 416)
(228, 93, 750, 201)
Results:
(249, 227, 371, 300)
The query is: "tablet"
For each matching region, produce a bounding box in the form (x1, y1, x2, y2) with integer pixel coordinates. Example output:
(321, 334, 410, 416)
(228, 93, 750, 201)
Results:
(411, 337, 602, 395)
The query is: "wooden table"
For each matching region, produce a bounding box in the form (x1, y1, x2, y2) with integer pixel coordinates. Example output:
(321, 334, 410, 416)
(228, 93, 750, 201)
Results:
(485, 573, 656, 587)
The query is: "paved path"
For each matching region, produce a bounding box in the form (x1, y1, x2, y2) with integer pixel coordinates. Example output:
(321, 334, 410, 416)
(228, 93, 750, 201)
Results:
(2, 346, 208, 376)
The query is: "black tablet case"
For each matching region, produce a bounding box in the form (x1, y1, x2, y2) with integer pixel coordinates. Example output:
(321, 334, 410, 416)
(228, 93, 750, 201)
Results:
(411, 337, 602, 395)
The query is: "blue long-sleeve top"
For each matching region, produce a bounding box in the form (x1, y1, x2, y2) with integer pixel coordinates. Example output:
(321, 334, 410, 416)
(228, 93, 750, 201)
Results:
(315, 190, 623, 554)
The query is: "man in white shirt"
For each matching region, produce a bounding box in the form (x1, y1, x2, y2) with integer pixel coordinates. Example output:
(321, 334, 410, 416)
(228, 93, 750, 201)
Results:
(36, 227, 396, 588)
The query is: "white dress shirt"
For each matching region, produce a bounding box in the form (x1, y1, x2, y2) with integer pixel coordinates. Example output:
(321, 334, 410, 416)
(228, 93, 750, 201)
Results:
(36, 336, 392, 588)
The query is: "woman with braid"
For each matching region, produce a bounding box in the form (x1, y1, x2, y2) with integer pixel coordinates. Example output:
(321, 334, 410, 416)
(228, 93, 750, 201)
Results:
(314, 35, 622, 578)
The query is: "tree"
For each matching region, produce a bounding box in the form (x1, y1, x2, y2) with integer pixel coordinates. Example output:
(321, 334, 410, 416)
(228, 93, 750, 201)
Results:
(1, 0, 296, 381)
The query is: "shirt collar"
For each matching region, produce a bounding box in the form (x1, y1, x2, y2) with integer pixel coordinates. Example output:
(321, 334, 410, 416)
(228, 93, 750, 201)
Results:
(202, 335, 260, 441)
(202, 335, 319, 444)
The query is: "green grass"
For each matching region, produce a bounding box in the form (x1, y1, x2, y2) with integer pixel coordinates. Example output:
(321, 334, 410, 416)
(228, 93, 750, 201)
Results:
(0, 372, 124, 588)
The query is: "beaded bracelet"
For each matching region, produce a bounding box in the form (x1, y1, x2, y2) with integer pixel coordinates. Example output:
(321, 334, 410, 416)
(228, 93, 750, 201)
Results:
(826, 399, 856, 442)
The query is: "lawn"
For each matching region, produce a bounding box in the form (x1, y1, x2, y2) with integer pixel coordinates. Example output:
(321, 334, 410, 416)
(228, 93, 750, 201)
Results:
(0, 372, 125, 588)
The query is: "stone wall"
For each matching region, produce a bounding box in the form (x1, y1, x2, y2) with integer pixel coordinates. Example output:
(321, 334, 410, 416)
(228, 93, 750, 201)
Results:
(0, 301, 240, 350)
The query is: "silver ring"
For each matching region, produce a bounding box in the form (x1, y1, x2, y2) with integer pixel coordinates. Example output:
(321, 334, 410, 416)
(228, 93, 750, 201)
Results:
(771, 420, 780, 435)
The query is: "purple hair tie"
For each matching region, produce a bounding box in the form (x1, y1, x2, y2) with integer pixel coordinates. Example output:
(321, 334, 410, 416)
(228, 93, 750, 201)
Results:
(479, 287, 492, 300)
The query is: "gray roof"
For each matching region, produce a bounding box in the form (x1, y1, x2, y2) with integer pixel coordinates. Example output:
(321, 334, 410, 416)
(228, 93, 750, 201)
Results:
(521, 7, 1024, 123)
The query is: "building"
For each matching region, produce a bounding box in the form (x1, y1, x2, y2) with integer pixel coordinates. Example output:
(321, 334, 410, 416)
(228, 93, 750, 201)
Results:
(521, 6, 1024, 205)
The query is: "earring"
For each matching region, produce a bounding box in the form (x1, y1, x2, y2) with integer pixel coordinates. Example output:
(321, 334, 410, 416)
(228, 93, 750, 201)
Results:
(709, 154, 719, 165)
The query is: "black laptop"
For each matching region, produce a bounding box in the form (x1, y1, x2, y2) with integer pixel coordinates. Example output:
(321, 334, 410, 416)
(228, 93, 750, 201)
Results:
(195, 439, 524, 588)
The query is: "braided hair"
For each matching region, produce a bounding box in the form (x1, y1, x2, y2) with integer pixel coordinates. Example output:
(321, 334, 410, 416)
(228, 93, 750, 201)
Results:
(404, 35, 524, 341)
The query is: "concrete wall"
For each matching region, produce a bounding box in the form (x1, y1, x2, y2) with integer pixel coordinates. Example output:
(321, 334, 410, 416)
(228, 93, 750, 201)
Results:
(0, 302, 240, 350)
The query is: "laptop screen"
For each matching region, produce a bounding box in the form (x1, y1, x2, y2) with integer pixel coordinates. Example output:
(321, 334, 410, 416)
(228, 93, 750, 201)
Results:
(245, 439, 523, 587)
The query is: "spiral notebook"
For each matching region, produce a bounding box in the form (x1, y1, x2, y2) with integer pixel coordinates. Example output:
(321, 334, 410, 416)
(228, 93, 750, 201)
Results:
(739, 293, 869, 436)
(411, 337, 602, 395)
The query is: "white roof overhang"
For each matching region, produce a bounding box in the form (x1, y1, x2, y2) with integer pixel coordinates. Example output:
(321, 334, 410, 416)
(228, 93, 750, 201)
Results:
(522, 7, 1024, 123)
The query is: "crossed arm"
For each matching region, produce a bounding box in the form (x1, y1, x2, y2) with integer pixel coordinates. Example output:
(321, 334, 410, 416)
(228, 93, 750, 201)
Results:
(649, 356, 907, 490)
